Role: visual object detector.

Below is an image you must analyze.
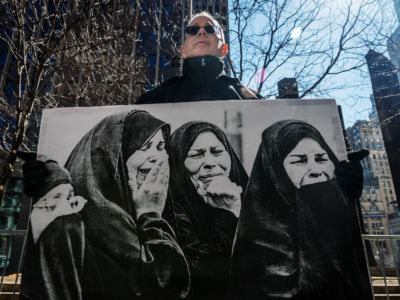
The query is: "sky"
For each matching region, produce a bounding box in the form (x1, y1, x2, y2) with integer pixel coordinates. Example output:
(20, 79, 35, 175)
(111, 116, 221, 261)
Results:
(227, 0, 398, 128)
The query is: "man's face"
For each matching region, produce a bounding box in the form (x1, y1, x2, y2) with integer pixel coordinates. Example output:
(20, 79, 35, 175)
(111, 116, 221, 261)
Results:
(181, 16, 227, 59)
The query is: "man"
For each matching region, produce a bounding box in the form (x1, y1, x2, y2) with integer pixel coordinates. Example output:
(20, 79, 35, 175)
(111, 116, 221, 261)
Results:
(136, 11, 262, 104)
(136, 10, 368, 300)
(21, 10, 367, 300)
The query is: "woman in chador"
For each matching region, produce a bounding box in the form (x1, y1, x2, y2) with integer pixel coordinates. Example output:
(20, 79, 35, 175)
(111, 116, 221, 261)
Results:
(21, 110, 190, 300)
(230, 120, 373, 300)
(165, 121, 248, 300)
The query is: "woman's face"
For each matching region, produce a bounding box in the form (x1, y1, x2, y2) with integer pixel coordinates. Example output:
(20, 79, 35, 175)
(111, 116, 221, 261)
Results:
(126, 129, 166, 189)
(184, 131, 231, 189)
(283, 137, 335, 188)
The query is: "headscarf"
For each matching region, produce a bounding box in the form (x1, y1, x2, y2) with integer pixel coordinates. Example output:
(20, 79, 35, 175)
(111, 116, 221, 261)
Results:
(230, 120, 372, 300)
(165, 121, 248, 243)
(258, 119, 339, 205)
(65, 110, 170, 219)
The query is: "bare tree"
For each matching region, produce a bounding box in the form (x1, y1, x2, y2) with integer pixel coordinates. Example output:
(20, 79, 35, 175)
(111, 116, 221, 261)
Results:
(229, 0, 396, 98)
(0, 0, 147, 202)
(49, 1, 147, 107)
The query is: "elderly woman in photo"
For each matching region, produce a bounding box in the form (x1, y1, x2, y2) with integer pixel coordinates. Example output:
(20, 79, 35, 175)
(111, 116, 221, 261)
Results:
(230, 120, 373, 300)
(21, 110, 189, 300)
(165, 121, 248, 300)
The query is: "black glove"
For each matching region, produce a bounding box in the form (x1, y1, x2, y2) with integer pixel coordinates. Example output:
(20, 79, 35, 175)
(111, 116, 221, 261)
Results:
(335, 149, 369, 199)
(22, 158, 71, 201)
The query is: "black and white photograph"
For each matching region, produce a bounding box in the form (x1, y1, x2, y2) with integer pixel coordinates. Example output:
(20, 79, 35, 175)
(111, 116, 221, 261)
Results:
(20, 99, 373, 299)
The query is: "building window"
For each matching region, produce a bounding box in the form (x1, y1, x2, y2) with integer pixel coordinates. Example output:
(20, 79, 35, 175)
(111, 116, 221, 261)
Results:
(149, 32, 157, 42)
(373, 154, 376, 159)
(160, 55, 168, 68)
(376, 138, 380, 142)
(163, 5, 170, 14)
(377, 144, 382, 150)
(371, 144, 376, 150)
(139, 31, 147, 41)
(148, 55, 156, 67)
(364, 138, 368, 142)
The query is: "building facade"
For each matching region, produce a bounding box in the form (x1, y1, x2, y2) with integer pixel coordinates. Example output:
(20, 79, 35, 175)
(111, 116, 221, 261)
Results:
(365, 49, 400, 208)
(347, 120, 398, 265)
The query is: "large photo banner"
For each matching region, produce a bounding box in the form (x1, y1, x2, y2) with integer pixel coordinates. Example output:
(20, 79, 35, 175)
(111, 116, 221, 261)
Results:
(21, 100, 373, 300)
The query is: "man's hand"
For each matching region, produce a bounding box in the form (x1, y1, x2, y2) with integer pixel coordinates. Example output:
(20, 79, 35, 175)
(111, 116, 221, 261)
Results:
(335, 149, 369, 199)
(128, 157, 169, 218)
(195, 176, 242, 217)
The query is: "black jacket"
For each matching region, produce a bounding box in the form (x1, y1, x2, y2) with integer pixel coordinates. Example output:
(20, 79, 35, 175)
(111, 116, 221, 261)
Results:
(136, 55, 263, 104)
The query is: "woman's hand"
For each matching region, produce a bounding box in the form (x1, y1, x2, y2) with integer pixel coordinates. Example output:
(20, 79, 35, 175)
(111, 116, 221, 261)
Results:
(128, 156, 169, 218)
(195, 176, 242, 217)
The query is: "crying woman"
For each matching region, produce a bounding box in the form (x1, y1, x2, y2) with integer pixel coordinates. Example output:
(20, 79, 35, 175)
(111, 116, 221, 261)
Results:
(230, 120, 373, 300)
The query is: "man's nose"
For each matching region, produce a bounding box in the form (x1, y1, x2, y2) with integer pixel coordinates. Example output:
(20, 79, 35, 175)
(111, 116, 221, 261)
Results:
(197, 27, 208, 36)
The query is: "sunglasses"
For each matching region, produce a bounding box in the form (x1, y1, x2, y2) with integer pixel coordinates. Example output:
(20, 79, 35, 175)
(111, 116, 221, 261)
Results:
(185, 24, 221, 36)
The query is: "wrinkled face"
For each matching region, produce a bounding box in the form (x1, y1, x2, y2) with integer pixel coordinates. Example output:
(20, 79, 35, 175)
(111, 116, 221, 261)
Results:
(283, 137, 335, 188)
(181, 16, 227, 59)
(184, 131, 231, 189)
(125, 130, 166, 189)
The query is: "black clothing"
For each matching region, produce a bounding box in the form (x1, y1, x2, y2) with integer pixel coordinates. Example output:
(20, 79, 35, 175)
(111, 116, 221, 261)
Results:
(136, 55, 263, 104)
(335, 159, 365, 199)
(21, 110, 190, 300)
(22, 159, 71, 201)
(165, 122, 249, 300)
(230, 120, 373, 300)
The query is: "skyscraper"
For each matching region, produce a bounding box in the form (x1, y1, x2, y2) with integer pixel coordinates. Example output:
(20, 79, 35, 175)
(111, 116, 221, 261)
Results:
(365, 49, 400, 207)
(347, 120, 398, 265)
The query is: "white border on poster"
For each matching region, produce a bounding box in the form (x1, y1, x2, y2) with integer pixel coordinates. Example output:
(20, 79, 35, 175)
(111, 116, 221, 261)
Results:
(38, 99, 347, 172)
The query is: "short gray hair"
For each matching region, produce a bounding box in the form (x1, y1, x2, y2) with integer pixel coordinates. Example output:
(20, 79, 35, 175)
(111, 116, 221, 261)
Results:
(187, 11, 225, 44)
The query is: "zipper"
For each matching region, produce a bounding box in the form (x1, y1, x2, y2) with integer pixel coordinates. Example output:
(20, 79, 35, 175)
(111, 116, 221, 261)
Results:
(201, 57, 206, 97)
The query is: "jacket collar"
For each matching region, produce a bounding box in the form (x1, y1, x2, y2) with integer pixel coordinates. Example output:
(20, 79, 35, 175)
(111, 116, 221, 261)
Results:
(182, 55, 224, 82)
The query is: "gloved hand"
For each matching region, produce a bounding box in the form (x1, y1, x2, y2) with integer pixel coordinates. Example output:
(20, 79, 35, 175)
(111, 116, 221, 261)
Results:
(22, 157, 71, 201)
(335, 149, 369, 199)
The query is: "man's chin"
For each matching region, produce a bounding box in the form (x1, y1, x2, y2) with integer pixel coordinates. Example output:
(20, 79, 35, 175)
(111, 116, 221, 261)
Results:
(187, 50, 219, 58)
